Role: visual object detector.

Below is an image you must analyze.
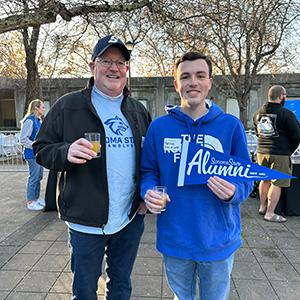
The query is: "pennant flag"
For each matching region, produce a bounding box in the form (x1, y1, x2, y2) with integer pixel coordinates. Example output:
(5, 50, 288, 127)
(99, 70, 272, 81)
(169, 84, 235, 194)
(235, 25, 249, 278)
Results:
(177, 139, 295, 187)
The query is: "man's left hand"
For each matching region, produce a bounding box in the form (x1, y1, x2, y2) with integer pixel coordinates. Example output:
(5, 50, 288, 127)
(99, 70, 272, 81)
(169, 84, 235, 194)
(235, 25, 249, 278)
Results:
(138, 202, 148, 215)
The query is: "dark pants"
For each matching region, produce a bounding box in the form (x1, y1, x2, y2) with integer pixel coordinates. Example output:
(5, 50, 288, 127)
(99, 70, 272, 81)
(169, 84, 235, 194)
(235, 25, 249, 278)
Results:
(68, 214, 144, 300)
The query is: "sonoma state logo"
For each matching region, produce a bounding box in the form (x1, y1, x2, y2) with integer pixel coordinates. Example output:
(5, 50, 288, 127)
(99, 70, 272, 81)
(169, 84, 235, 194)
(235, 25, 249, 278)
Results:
(162, 134, 293, 186)
(104, 116, 128, 136)
(104, 116, 134, 149)
(176, 139, 294, 186)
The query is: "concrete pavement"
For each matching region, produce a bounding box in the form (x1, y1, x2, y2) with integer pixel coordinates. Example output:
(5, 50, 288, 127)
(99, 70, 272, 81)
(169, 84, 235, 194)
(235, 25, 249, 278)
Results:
(0, 172, 300, 299)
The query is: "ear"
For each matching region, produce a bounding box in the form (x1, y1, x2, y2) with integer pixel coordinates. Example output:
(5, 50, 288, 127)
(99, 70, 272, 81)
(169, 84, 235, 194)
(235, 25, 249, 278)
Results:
(89, 62, 95, 74)
(173, 78, 179, 92)
(208, 77, 213, 90)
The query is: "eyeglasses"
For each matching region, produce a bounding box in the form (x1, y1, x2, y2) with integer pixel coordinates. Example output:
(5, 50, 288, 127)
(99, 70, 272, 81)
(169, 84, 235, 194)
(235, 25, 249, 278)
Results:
(95, 58, 129, 70)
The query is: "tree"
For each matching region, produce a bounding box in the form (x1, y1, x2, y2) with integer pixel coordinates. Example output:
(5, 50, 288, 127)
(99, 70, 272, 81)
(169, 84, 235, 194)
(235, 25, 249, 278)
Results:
(87, 8, 168, 76)
(0, 0, 152, 110)
(157, 0, 300, 127)
(0, 32, 27, 78)
(0, 0, 152, 34)
(21, 0, 42, 106)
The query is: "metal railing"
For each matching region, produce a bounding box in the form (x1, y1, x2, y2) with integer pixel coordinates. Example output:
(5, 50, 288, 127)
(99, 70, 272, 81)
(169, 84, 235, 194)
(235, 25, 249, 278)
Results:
(0, 131, 27, 172)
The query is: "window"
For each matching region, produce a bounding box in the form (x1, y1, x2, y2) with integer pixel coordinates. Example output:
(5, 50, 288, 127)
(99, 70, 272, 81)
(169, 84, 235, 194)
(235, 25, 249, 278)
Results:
(0, 89, 16, 128)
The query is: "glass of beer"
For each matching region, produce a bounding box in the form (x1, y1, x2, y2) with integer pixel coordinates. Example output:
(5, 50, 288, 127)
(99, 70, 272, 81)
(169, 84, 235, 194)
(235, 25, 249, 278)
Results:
(84, 132, 101, 158)
(154, 186, 167, 211)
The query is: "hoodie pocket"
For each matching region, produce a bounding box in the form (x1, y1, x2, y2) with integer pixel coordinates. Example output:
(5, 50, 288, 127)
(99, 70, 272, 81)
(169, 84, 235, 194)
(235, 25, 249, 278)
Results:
(218, 201, 240, 243)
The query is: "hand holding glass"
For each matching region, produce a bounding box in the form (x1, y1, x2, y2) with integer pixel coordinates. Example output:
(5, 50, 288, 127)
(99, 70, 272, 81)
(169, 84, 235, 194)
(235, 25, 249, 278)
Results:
(154, 186, 167, 211)
(84, 132, 101, 158)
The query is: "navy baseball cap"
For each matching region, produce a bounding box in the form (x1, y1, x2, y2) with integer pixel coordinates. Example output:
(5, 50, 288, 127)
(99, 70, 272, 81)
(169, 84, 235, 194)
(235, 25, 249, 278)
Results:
(91, 35, 130, 62)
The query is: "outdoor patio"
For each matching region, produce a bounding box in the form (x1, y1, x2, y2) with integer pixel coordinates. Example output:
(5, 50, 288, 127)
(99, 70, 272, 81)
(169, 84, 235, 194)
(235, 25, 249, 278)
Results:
(0, 172, 300, 299)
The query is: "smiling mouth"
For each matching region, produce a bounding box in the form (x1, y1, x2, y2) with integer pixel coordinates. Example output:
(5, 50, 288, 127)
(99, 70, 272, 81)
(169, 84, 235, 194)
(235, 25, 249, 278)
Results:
(187, 90, 200, 94)
(107, 75, 120, 79)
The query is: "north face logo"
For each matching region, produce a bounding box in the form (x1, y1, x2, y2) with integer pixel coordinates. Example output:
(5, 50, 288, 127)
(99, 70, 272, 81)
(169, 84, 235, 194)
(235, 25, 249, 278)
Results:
(104, 116, 128, 136)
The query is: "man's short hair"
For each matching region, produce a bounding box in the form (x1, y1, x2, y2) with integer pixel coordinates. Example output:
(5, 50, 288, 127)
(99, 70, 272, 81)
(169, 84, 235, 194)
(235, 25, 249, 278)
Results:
(268, 85, 285, 101)
(174, 52, 212, 78)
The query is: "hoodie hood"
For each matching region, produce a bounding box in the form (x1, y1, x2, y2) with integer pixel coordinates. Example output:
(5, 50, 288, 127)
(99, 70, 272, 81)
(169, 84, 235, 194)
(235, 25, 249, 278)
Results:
(165, 101, 224, 126)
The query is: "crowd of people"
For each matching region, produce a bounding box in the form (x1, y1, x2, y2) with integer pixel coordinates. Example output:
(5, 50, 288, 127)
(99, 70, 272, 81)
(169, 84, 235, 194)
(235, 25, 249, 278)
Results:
(16, 34, 300, 300)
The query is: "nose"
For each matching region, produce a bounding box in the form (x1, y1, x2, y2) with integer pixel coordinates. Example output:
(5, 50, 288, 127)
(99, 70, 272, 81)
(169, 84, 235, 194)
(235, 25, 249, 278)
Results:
(109, 61, 119, 71)
(189, 75, 198, 86)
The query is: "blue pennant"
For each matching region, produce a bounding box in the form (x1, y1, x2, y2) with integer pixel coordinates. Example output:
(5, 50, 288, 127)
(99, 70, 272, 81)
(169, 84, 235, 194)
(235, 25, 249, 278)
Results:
(177, 140, 295, 187)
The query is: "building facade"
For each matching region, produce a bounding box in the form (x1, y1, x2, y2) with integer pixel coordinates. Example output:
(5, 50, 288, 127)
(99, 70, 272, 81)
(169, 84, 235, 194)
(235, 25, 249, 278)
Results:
(1, 74, 300, 129)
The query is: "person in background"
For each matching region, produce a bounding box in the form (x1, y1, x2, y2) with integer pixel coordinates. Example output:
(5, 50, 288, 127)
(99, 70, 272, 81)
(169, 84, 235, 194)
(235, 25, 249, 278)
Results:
(253, 85, 300, 222)
(33, 35, 151, 299)
(20, 99, 45, 211)
(140, 51, 253, 300)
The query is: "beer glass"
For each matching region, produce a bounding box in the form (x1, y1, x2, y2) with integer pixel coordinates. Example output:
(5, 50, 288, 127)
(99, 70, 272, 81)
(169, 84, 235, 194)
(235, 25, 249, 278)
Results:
(84, 132, 101, 158)
(154, 186, 167, 211)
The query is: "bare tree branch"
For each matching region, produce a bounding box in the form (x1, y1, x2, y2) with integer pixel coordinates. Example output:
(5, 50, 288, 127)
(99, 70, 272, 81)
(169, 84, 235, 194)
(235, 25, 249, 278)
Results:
(0, 0, 151, 34)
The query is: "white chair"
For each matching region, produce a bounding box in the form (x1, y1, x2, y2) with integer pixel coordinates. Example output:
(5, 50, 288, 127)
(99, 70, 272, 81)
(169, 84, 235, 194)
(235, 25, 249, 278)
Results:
(0, 133, 22, 157)
(291, 144, 300, 163)
(246, 129, 257, 155)
(0, 133, 6, 156)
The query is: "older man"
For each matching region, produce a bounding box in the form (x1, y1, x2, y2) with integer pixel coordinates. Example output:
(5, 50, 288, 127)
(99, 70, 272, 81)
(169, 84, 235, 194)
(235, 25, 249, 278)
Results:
(253, 85, 300, 222)
(33, 35, 151, 300)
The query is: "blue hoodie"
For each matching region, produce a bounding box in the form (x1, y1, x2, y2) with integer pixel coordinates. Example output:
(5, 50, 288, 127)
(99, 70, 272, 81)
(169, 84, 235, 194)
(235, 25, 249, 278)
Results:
(140, 103, 253, 261)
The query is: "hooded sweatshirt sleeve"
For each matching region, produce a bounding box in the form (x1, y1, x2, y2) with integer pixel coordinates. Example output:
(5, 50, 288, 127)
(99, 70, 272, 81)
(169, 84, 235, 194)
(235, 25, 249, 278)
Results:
(20, 119, 34, 149)
(224, 120, 254, 205)
(140, 123, 160, 198)
(285, 110, 300, 153)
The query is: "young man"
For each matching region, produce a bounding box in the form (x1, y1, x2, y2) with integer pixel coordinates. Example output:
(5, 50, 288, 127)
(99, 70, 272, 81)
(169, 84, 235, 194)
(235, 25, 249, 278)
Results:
(253, 85, 300, 222)
(33, 35, 151, 300)
(140, 52, 253, 300)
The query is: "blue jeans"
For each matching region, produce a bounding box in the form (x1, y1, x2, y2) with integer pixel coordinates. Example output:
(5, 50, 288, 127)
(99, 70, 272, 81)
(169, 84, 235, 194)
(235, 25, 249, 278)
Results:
(164, 253, 235, 300)
(26, 158, 43, 201)
(68, 214, 145, 300)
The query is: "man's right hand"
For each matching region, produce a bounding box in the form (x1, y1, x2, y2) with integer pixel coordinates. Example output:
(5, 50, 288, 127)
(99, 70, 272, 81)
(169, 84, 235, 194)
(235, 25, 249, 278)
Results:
(67, 138, 97, 164)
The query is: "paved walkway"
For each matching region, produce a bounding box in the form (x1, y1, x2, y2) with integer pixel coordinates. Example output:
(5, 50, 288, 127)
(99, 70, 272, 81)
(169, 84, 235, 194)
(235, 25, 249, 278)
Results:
(0, 172, 300, 299)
